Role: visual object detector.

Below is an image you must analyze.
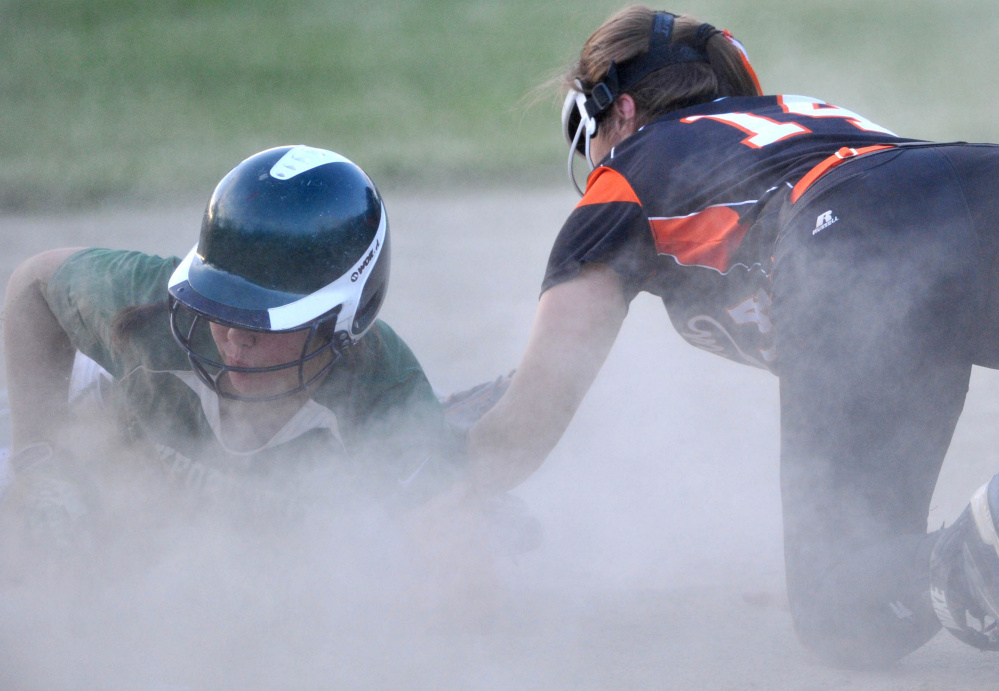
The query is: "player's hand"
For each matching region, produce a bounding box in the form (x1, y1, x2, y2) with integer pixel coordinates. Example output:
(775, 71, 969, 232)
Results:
(480, 491, 543, 556)
(403, 483, 502, 630)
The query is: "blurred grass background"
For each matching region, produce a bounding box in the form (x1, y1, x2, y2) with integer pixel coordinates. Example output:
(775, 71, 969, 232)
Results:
(1, 0, 998, 211)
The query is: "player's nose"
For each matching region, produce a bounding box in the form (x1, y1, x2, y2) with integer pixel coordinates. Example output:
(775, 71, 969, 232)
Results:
(226, 327, 257, 349)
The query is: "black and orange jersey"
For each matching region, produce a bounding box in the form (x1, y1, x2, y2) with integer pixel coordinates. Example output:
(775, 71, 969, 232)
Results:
(542, 94, 915, 370)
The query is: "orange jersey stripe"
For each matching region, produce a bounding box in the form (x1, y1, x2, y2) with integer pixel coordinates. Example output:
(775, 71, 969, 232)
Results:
(790, 144, 895, 203)
(577, 166, 642, 207)
(649, 206, 746, 272)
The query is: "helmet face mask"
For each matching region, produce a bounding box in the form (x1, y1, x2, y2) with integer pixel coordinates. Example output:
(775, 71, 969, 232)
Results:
(167, 145, 390, 402)
(168, 301, 346, 402)
(560, 12, 718, 197)
(562, 85, 600, 196)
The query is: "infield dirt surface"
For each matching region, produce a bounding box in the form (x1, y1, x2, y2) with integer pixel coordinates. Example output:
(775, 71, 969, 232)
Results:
(2, 187, 999, 688)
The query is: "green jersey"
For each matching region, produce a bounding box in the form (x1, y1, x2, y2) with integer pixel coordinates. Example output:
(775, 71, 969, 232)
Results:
(45, 248, 462, 511)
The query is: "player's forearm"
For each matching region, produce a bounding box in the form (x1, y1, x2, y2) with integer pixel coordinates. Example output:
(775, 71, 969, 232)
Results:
(3, 250, 81, 451)
(465, 382, 571, 494)
(466, 263, 629, 494)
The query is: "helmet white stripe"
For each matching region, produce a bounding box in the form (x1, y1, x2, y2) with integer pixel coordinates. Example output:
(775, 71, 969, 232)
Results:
(268, 201, 387, 331)
(269, 145, 353, 180)
(168, 201, 387, 333)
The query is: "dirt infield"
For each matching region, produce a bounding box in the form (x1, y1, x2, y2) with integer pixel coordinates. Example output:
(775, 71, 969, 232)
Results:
(2, 189, 999, 688)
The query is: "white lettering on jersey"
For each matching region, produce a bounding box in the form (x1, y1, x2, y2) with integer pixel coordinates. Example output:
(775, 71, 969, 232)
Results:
(156, 443, 293, 515)
(727, 291, 773, 333)
(681, 113, 809, 148)
(681, 96, 895, 149)
(682, 315, 768, 368)
(779, 95, 896, 136)
(813, 210, 839, 234)
(681, 317, 727, 353)
(889, 600, 914, 620)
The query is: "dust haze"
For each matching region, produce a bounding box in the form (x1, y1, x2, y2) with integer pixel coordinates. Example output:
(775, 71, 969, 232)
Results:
(2, 187, 999, 688)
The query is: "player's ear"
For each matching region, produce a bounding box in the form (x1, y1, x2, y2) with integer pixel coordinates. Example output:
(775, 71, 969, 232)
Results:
(614, 94, 638, 126)
(606, 94, 640, 139)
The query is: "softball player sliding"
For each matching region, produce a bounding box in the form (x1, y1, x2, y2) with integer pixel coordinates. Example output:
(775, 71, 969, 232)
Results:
(1, 145, 466, 546)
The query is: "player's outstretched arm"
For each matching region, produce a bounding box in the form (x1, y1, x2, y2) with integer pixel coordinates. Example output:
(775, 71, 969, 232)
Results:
(467, 263, 628, 494)
(3, 248, 85, 453)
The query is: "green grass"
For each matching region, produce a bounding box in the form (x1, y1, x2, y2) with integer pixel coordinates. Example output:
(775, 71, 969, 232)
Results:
(2, 0, 998, 210)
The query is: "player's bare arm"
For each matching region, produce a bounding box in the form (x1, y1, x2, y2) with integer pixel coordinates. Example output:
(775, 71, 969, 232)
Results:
(3, 247, 85, 453)
(467, 263, 628, 494)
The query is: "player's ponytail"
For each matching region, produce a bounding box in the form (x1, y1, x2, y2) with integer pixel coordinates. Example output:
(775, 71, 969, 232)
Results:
(564, 6, 762, 127)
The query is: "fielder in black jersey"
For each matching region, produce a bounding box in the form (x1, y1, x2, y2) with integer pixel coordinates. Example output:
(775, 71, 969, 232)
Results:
(468, 6, 999, 668)
(546, 93, 919, 372)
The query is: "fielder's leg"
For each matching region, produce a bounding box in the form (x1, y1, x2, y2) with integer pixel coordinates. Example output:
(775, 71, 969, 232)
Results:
(772, 147, 980, 667)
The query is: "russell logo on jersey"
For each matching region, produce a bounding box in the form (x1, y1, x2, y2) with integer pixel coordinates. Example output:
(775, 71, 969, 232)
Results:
(813, 210, 839, 235)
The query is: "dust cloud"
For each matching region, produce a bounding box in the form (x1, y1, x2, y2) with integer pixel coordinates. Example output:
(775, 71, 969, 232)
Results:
(1, 187, 998, 688)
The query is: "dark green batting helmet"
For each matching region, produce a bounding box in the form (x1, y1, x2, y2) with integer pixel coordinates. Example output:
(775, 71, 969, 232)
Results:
(167, 145, 390, 400)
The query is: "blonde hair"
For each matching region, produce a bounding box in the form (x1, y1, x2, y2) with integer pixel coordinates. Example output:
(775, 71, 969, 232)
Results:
(565, 6, 762, 126)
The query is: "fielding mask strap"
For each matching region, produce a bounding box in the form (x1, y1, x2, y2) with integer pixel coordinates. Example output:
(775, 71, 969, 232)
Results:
(563, 12, 715, 195)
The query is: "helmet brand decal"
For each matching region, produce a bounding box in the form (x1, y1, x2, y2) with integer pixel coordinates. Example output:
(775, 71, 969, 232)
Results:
(351, 239, 380, 282)
(269, 145, 351, 180)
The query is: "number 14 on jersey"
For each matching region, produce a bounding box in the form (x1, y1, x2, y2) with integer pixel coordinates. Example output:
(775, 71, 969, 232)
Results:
(681, 95, 896, 148)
